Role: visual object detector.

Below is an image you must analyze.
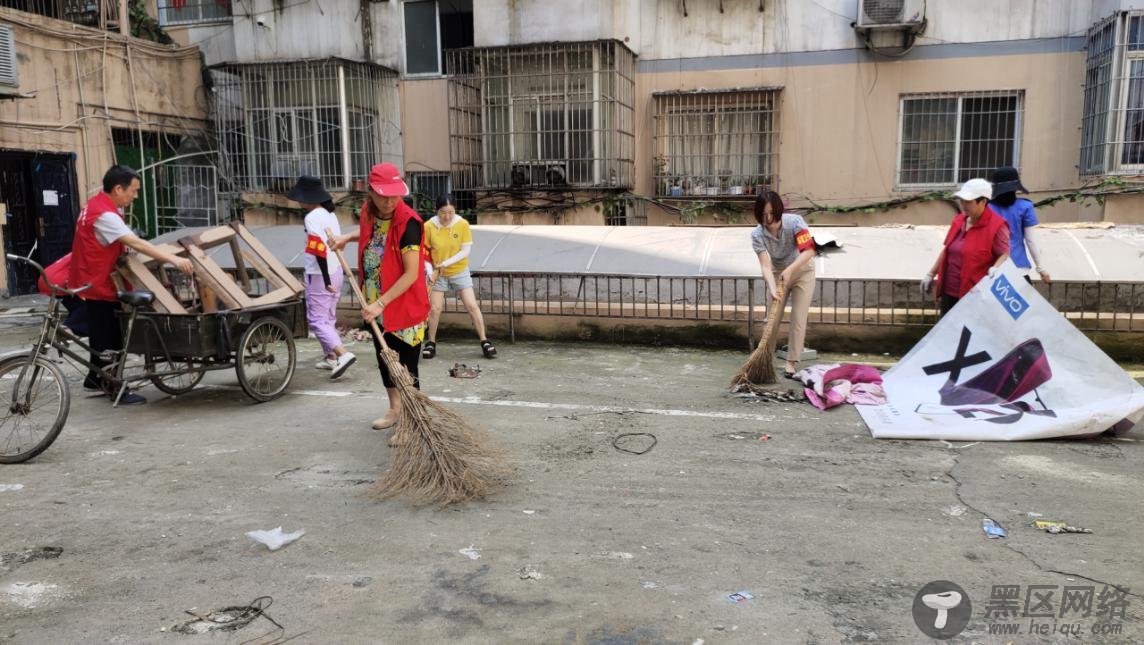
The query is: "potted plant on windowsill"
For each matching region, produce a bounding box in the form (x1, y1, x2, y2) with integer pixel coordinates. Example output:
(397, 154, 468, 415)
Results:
(754, 175, 772, 194)
(705, 174, 720, 196)
(654, 155, 670, 196)
(726, 175, 744, 196)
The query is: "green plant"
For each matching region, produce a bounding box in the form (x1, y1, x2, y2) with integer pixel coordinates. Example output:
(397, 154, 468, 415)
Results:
(677, 201, 706, 224)
(129, 0, 173, 44)
(410, 192, 437, 218)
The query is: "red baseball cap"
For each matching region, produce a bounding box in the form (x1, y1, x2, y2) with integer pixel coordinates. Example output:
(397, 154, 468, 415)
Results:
(368, 162, 409, 197)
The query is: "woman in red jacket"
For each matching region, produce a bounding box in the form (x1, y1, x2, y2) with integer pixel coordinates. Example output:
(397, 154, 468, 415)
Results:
(332, 163, 430, 439)
(921, 178, 1010, 316)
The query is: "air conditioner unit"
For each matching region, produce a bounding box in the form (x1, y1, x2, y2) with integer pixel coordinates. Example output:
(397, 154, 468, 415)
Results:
(854, 0, 925, 32)
(0, 25, 20, 95)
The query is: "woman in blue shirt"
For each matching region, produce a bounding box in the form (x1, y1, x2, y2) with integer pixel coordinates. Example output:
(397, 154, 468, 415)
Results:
(989, 166, 1051, 285)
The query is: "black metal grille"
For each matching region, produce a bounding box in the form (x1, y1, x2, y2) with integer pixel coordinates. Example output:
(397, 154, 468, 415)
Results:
(446, 40, 636, 191)
(209, 59, 399, 193)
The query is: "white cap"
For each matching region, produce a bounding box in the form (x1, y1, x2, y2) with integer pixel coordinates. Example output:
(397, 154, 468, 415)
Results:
(952, 178, 993, 201)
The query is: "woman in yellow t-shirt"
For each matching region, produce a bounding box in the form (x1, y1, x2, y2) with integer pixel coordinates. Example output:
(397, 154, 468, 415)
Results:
(422, 194, 497, 360)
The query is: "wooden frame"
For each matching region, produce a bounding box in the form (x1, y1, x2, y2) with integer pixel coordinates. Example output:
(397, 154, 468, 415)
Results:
(114, 223, 303, 314)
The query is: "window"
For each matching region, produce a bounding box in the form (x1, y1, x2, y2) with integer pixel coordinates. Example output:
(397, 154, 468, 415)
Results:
(408, 171, 452, 204)
(1, 0, 123, 31)
(1077, 11, 1144, 175)
(652, 88, 780, 197)
(1081, 15, 1117, 174)
(210, 59, 399, 192)
(1118, 14, 1144, 168)
(897, 91, 1023, 187)
(446, 40, 636, 190)
(157, 0, 232, 26)
(404, 0, 473, 76)
(0, 25, 16, 88)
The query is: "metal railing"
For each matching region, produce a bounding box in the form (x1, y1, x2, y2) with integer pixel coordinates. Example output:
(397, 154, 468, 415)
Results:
(446, 40, 637, 191)
(156, 0, 231, 26)
(210, 59, 400, 193)
(1, 0, 121, 31)
(154, 164, 218, 234)
(316, 271, 1144, 342)
(653, 87, 780, 198)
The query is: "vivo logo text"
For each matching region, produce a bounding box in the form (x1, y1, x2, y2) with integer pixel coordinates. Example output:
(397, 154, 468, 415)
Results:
(991, 275, 1029, 321)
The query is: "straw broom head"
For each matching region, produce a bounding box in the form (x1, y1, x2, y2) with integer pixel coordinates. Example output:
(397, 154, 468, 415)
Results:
(323, 230, 507, 506)
(730, 281, 786, 388)
(370, 345, 508, 506)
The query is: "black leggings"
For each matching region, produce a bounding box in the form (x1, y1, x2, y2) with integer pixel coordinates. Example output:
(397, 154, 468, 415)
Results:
(368, 326, 421, 389)
(939, 294, 959, 318)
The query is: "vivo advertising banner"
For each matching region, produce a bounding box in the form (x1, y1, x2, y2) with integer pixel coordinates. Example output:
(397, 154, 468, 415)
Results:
(859, 262, 1144, 441)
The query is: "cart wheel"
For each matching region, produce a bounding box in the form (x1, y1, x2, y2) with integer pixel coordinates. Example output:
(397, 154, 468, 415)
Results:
(236, 317, 296, 402)
(0, 354, 70, 464)
(145, 356, 205, 396)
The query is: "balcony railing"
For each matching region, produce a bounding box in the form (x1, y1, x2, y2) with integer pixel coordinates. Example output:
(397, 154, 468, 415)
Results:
(156, 0, 231, 26)
(0, 0, 122, 31)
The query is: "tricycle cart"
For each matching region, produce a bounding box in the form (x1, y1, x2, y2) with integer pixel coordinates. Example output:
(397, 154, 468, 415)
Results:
(121, 298, 306, 402)
(1, 223, 308, 464)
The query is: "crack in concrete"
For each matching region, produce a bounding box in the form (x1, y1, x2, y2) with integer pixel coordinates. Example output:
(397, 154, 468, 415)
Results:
(946, 452, 1141, 600)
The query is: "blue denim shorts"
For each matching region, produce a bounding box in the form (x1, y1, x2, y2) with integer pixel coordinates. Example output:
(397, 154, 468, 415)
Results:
(433, 268, 474, 292)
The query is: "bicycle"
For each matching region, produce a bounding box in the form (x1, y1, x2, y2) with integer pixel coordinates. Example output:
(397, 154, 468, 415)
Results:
(1, 253, 304, 464)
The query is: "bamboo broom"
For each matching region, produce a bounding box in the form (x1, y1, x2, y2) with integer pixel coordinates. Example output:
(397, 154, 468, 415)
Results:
(328, 231, 504, 505)
(730, 280, 787, 388)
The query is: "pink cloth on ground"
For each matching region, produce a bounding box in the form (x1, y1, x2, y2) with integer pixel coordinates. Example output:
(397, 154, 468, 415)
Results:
(794, 363, 886, 411)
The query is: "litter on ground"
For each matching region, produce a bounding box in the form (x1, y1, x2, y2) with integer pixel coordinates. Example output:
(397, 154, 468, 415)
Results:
(245, 527, 305, 551)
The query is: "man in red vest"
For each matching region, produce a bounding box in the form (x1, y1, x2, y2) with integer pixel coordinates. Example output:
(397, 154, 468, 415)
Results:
(71, 165, 193, 405)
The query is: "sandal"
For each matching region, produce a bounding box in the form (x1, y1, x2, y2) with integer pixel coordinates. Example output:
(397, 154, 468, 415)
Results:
(421, 341, 436, 359)
(480, 340, 497, 359)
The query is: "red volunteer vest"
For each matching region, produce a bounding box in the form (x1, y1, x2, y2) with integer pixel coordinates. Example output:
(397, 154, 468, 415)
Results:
(38, 253, 72, 295)
(68, 192, 125, 302)
(937, 205, 1006, 300)
(357, 199, 430, 332)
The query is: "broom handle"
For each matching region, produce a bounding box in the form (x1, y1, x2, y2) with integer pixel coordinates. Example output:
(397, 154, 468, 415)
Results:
(326, 228, 392, 354)
(755, 280, 786, 350)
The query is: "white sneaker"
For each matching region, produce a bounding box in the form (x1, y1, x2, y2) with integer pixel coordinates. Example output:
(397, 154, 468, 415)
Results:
(315, 357, 336, 370)
(330, 352, 356, 379)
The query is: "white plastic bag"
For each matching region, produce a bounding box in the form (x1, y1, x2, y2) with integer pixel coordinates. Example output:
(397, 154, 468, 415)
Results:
(245, 527, 305, 551)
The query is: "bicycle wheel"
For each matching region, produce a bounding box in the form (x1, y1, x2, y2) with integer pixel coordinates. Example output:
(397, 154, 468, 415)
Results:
(145, 355, 205, 396)
(0, 355, 70, 464)
(235, 317, 295, 403)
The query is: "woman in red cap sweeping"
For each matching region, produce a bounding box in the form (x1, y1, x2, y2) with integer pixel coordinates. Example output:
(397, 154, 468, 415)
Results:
(332, 163, 430, 439)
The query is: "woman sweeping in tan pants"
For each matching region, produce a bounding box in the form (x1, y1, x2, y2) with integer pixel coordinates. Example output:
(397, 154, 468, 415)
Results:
(751, 190, 817, 378)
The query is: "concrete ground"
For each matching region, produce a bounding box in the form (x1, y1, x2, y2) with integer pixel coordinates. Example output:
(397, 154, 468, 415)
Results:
(0, 320, 1141, 644)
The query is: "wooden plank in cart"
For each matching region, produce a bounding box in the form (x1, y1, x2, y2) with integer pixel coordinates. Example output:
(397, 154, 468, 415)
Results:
(228, 238, 252, 293)
(118, 255, 188, 314)
(186, 227, 236, 248)
(250, 286, 299, 307)
(179, 240, 255, 310)
(230, 222, 304, 295)
(237, 248, 288, 290)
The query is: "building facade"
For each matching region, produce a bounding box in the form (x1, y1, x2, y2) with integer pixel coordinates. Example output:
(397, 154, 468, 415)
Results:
(0, 1, 208, 295)
(11, 0, 1143, 251)
(438, 0, 1136, 226)
(169, 1, 1144, 226)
